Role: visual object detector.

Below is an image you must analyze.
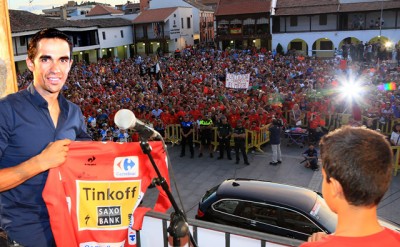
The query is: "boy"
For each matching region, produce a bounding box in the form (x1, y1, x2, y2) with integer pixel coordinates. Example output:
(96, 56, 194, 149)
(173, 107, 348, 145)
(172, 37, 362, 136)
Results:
(301, 126, 400, 246)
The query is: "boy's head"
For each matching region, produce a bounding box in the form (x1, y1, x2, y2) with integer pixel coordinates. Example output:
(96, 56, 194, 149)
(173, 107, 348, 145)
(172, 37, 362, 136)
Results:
(319, 126, 392, 207)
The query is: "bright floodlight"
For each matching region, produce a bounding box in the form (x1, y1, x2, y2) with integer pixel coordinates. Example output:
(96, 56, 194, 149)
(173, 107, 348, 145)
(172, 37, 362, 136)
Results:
(385, 41, 393, 48)
(339, 79, 363, 102)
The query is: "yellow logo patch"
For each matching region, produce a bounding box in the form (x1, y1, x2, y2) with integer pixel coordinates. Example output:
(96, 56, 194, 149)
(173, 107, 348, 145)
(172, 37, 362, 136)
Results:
(76, 180, 141, 230)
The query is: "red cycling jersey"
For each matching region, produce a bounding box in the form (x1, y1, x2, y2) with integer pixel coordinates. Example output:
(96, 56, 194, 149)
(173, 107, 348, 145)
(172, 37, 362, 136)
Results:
(43, 141, 171, 247)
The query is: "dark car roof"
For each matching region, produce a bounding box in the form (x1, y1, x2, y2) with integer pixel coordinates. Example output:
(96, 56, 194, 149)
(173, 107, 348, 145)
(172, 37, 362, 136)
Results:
(216, 179, 317, 212)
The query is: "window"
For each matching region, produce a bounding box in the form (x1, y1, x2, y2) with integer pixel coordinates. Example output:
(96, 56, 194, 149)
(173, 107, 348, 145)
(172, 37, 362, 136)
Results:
(102, 31, 106, 40)
(319, 14, 327, 25)
(243, 18, 255, 35)
(187, 17, 191, 29)
(320, 41, 333, 50)
(255, 17, 268, 34)
(181, 18, 184, 29)
(20, 37, 26, 46)
(290, 16, 298, 27)
(279, 208, 321, 235)
(238, 202, 279, 226)
(213, 200, 239, 214)
(217, 20, 229, 35)
(290, 41, 302, 50)
(120, 30, 124, 38)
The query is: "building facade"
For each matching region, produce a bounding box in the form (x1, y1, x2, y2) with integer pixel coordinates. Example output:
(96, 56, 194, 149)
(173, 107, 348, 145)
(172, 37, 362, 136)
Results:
(272, 0, 400, 57)
(9, 10, 134, 72)
(132, 7, 194, 55)
(215, 0, 272, 50)
(143, 0, 214, 46)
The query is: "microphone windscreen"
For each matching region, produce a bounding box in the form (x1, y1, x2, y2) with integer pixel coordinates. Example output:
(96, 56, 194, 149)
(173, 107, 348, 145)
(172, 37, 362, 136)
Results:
(114, 109, 136, 130)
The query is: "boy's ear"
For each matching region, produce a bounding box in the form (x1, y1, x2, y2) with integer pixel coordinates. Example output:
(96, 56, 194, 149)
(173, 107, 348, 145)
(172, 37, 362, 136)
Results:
(330, 177, 344, 200)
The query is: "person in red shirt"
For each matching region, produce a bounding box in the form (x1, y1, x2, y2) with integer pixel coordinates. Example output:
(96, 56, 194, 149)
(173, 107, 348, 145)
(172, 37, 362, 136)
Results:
(160, 109, 172, 125)
(301, 127, 400, 247)
(175, 106, 186, 122)
(189, 105, 202, 121)
(228, 110, 241, 128)
(307, 106, 322, 143)
(248, 109, 260, 127)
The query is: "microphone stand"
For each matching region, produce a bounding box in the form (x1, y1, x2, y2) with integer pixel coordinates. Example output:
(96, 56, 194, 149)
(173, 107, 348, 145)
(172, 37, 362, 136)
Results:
(139, 137, 198, 247)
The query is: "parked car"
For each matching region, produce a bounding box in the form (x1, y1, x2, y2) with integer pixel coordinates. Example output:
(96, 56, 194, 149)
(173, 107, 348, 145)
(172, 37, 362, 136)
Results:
(196, 178, 400, 241)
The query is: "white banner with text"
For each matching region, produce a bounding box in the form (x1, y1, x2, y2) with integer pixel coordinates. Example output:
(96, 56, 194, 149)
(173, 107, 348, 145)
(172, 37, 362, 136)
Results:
(225, 73, 250, 89)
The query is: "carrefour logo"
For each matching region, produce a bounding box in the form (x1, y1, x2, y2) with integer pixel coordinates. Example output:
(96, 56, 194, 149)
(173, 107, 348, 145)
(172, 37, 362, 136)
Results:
(113, 156, 139, 178)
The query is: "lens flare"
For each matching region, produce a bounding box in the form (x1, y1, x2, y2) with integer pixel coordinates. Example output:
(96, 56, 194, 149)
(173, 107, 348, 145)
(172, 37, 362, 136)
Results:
(339, 79, 364, 102)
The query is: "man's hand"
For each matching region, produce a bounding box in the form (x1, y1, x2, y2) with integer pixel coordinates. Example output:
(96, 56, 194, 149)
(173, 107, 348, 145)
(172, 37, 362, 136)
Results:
(307, 232, 328, 242)
(0, 139, 72, 192)
(37, 139, 72, 171)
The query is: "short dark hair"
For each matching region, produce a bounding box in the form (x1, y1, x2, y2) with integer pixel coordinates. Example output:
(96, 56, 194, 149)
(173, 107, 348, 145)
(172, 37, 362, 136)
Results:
(272, 118, 280, 125)
(320, 126, 392, 206)
(28, 28, 73, 61)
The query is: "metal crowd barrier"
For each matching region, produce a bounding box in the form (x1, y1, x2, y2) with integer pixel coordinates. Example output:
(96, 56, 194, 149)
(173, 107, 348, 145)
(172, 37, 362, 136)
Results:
(162, 115, 399, 176)
(164, 124, 181, 146)
(138, 210, 303, 247)
(164, 125, 270, 154)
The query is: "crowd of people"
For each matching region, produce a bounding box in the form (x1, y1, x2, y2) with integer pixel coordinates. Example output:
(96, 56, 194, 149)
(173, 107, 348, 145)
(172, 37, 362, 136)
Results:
(3, 27, 400, 247)
(16, 42, 400, 147)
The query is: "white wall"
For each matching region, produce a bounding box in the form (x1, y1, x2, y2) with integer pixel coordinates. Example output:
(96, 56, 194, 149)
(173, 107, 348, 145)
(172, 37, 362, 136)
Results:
(167, 7, 194, 50)
(69, 6, 93, 17)
(178, 8, 194, 46)
(98, 26, 133, 48)
(310, 14, 337, 31)
(280, 16, 311, 32)
(149, 0, 200, 35)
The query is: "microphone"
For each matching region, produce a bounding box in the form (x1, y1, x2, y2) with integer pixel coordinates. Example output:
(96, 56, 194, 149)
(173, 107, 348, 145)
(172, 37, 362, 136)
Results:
(114, 109, 160, 140)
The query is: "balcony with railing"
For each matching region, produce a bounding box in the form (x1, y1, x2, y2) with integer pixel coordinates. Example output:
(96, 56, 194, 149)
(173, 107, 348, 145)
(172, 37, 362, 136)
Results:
(139, 211, 302, 247)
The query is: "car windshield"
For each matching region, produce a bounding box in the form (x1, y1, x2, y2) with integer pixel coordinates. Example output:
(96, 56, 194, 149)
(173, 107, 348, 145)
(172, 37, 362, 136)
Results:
(310, 194, 337, 233)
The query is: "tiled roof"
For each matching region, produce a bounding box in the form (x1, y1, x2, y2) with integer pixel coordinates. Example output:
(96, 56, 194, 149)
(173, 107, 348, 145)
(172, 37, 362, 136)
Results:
(74, 18, 133, 28)
(184, 0, 213, 11)
(86, 5, 124, 16)
(132, 7, 178, 24)
(339, 1, 400, 12)
(275, 0, 339, 16)
(9, 10, 75, 33)
(215, 0, 271, 16)
(9, 10, 132, 33)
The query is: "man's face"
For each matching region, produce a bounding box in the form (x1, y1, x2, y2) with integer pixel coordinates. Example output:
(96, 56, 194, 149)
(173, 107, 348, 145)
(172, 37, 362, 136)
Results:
(27, 38, 72, 97)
